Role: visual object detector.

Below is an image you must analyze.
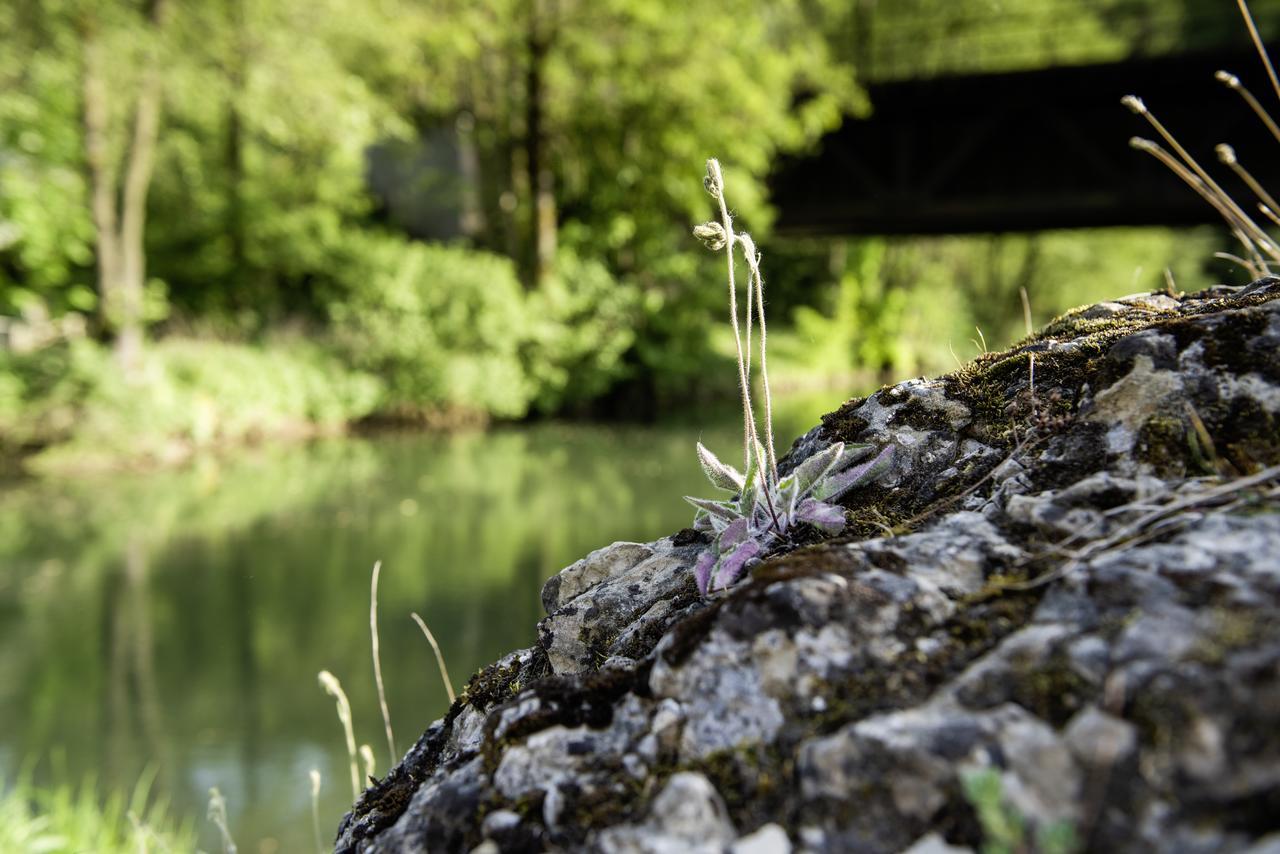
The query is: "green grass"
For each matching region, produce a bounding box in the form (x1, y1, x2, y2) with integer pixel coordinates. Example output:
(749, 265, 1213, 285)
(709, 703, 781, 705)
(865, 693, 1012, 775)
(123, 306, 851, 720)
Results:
(0, 770, 196, 853)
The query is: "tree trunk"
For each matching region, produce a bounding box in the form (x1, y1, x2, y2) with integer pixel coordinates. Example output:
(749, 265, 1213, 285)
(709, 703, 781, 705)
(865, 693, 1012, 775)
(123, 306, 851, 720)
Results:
(225, 0, 248, 300)
(524, 0, 557, 288)
(82, 23, 122, 339)
(80, 0, 170, 377)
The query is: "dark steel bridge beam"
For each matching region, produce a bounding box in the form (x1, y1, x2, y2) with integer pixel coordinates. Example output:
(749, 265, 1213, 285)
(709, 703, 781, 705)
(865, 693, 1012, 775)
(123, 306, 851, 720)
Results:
(771, 46, 1280, 236)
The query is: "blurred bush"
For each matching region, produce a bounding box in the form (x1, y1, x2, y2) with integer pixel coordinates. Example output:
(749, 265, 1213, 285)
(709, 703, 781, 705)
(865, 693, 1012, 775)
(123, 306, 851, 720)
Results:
(325, 233, 533, 420)
(0, 336, 381, 472)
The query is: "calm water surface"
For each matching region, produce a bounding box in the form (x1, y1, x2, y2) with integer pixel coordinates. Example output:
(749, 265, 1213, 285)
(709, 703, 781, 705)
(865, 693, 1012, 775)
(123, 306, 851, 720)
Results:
(0, 395, 845, 851)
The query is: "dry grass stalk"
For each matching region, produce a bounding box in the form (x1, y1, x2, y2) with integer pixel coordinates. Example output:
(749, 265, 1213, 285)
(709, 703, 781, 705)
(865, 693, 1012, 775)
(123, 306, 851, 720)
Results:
(309, 770, 324, 854)
(1124, 0, 1280, 275)
(317, 670, 361, 799)
(411, 612, 457, 705)
(369, 560, 396, 766)
(206, 787, 238, 854)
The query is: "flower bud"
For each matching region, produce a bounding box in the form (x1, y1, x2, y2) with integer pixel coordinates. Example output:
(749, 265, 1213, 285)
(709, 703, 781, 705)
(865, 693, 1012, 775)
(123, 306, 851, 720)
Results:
(693, 221, 727, 250)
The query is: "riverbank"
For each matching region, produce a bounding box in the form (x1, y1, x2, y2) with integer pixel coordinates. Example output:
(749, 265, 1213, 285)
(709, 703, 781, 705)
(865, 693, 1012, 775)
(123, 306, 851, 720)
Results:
(0, 336, 384, 475)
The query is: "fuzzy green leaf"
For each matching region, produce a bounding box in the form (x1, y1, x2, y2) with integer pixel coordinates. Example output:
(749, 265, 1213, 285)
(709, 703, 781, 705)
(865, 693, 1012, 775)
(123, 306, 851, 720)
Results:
(696, 442, 745, 492)
(791, 442, 845, 500)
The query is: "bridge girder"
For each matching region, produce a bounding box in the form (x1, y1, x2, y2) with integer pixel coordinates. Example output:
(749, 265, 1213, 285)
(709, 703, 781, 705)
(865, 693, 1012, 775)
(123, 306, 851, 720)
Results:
(772, 46, 1280, 236)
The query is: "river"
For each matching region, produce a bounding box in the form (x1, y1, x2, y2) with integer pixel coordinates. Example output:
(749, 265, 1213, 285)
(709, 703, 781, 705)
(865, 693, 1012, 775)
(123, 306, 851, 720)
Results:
(0, 393, 847, 852)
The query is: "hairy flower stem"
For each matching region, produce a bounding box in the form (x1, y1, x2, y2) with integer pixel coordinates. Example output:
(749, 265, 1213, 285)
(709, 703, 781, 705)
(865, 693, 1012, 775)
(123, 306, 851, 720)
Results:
(706, 158, 760, 477)
(739, 233, 777, 480)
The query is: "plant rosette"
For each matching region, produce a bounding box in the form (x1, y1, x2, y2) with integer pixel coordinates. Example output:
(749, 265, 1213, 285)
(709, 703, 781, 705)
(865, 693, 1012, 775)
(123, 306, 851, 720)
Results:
(686, 440, 893, 594)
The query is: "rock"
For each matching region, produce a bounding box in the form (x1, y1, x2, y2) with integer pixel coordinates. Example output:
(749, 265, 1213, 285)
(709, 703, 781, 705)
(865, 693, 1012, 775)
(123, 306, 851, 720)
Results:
(730, 823, 792, 854)
(538, 536, 705, 675)
(594, 773, 735, 854)
(898, 833, 974, 854)
(337, 282, 1280, 854)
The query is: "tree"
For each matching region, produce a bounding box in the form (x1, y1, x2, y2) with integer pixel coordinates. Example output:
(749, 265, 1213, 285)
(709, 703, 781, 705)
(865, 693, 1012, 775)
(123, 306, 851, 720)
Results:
(80, 0, 171, 373)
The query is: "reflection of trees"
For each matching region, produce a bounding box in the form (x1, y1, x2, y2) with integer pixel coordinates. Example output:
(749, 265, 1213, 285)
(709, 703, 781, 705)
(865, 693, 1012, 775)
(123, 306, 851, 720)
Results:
(101, 534, 169, 793)
(6, 413, 873, 848)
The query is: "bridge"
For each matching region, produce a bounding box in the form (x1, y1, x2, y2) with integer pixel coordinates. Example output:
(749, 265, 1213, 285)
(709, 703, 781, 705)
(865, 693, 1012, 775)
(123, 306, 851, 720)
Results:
(771, 2, 1280, 236)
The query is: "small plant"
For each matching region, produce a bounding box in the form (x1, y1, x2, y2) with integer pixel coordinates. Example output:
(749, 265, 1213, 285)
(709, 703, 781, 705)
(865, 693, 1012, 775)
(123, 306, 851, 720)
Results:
(688, 159, 892, 595)
(961, 768, 1078, 854)
(1124, 0, 1280, 278)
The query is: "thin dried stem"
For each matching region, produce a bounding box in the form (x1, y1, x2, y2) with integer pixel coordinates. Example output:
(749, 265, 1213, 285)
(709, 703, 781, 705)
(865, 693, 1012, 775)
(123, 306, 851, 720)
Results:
(207, 788, 238, 854)
(1216, 143, 1280, 214)
(309, 770, 324, 854)
(1130, 137, 1272, 269)
(317, 670, 361, 799)
(359, 744, 375, 784)
(410, 612, 456, 705)
(369, 561, 396, 767)
(1216, 70, 1280, 146)
(1237, 0, 1280, 105)
(1019, 286, 1033, 337)
(1215, 251, 1266, 279)
(1123, 97, 1277, 258)
(1260, 203, 1280, 230)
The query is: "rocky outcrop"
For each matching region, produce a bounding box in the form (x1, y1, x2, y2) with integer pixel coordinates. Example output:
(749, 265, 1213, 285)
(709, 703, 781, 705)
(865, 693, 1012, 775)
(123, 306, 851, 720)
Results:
(337, 280, 1280, 853)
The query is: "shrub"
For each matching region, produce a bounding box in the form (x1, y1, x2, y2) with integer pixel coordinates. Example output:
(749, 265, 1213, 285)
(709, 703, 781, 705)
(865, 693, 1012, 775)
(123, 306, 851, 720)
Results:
(522, 250, 639, 414)
(327, 232, 533, 420)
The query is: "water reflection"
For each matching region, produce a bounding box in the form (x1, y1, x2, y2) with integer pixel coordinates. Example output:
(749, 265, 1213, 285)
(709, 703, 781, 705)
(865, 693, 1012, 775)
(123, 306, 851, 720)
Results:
(0, 393, 846, 851)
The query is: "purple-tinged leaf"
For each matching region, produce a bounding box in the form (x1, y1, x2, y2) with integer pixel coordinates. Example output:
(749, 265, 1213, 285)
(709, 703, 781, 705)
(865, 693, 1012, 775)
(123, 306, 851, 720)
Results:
(835, 443, 875, 468)
(790, 442, 845, 500)
(812, 445, 894, 502)
(795, 498, 847, 535)
(713, 539, 762, 591)
(720, 516, 750, 550)
(696, 442, 745, 492)
(692, 512, 714, 532)
(694, 549, 716, 596)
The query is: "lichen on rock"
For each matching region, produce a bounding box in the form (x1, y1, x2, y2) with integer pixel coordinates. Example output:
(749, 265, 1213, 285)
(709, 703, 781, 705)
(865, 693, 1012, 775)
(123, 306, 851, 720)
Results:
(336, 281, 1280, 854)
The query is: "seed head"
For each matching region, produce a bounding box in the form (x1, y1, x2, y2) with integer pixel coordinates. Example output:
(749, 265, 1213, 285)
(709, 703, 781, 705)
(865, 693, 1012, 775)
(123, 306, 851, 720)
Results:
(1216, 70, 1241, 89)
(1121, 95, 1147, 115)
(1216, 143, 1238, 165)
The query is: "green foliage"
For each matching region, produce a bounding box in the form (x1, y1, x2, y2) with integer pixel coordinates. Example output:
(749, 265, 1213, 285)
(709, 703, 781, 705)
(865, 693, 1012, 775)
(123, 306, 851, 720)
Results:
(0, 770, 195, 854)
(327, 234, 640, 419)
(523, 251, 639, 413)
(0, 3, 96, 313)
(0, 337, 381, 472)
(771, 228, 1220, 387)
(961, 768, 1079, 854)
(326, 233, 533, 419)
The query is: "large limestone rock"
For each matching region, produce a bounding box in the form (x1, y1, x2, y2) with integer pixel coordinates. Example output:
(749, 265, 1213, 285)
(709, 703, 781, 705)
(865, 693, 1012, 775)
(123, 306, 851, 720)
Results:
(336, 281, 1280, 853)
